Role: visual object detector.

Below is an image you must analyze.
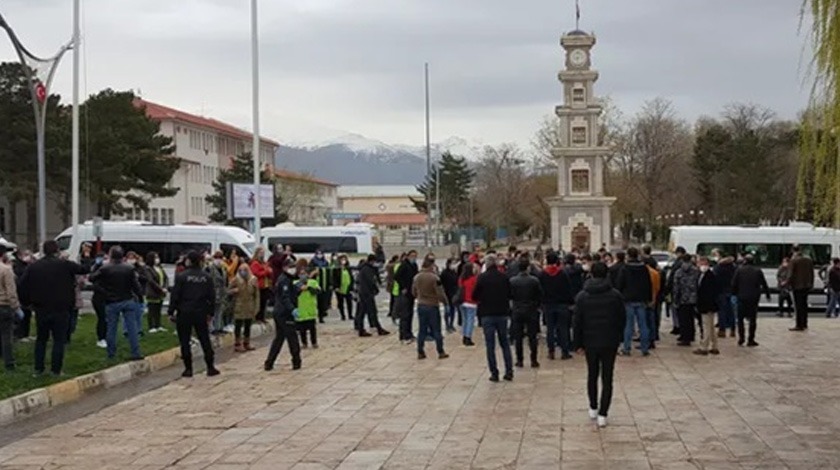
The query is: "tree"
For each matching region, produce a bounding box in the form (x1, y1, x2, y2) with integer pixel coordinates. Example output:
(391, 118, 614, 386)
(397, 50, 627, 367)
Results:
(82, 90, 179, 218)
(0, 62, 69, 248)
(473, 144, 531, 240)
(612, 98, 694, 223)
(411, 151, 475, 224)
(206, 152, 286, 226)
(692, 122, 733, 221)
(799, 0, 840, 226)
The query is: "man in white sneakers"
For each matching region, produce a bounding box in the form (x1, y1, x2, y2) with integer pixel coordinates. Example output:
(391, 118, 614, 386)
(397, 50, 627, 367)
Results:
(573, 262, 625, 428)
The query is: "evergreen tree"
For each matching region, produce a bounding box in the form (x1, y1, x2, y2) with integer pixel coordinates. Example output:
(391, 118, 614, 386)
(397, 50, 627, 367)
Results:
(83, 90, 179, 218)
(411, 151, 475, 224)
(206, 152, 287, 226)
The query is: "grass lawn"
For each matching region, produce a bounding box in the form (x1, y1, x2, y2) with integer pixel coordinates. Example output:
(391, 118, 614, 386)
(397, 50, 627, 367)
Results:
(0, 313, 179, 401)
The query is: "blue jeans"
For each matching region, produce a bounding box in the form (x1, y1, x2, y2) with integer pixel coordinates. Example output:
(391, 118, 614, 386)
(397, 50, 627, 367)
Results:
(718, 294, 735, 330)
(123, 303, 144, 335)
(416, 305, 444, 354)
(482, 315, 513, 376)
(623, 302, 650, 354)
(646, 306, 658, 342)
(106, 300, 142, 359)
(461, 305, 477, 339)
(544, 304, 572, 354)
(827, 290, 840, 316)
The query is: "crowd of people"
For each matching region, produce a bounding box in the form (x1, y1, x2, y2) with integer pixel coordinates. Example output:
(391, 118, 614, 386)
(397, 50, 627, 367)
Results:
(0, 237, 827, 429)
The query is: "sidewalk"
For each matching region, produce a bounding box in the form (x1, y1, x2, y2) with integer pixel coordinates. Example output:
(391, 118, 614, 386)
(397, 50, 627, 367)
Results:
(2, 317, 840, 468)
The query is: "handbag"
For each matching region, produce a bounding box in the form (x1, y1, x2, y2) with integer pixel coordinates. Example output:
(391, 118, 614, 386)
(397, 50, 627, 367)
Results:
(452, 287, 464, 305)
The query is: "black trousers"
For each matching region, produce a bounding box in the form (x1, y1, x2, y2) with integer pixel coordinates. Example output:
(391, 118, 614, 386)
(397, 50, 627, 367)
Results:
(737, 298, 758, 343)
(585, 347, 618, 417)
(147, 302, 163, 330)
(92, 294, 107, 341)
(0, 307, 15, 369)
(14, 307, 31, 339)
(176, 313, 215, 372)
(265, 315, 301, 368)
(337, 293, 354, 320)
(356, 294, 382, 331)
(257, 288, 271, 322)
(297, 319, 317, 346)
(778, 290, 793, 316)
(677, 304, 697, 343)
(34, 311, 70, 375)
(317, 291, 331, 321)
(234, 319, 252, 339)
(398, 295, 415, 340)
(793, 289, 809, 329)
(511, 311, 539, 364)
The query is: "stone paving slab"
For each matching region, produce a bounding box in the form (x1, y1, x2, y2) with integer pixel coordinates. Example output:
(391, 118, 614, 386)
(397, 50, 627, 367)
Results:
(3, 316, 840, 469)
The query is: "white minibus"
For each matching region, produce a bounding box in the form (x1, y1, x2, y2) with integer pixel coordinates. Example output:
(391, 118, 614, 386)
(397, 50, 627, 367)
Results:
(669, 223, 840, 308)
(260, 223, 374, 264)
(56, 221, 256, 282)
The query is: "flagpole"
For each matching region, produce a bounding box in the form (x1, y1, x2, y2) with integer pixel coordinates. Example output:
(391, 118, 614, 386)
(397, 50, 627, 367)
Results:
(72, 0, 81, 241)
(251, 0, 261, 245)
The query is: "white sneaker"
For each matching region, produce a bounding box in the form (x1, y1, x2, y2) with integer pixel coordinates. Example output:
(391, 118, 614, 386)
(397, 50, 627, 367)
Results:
(588, 409, 598, 420)
(597, 416, 607, 428)
(148, 328, 158, 334)
(157, 327, 167, 333)
(96, 340, 107, 349)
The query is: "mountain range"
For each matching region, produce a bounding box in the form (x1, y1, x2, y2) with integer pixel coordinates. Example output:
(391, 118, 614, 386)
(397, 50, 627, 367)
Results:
(274, 134, 485, 185)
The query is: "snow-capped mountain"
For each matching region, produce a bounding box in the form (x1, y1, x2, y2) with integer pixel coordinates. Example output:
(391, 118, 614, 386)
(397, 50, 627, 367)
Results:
(275, 133, 487, 185)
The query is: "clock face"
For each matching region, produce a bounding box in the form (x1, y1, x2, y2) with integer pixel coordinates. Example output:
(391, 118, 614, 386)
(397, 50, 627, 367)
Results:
(569, 49, 587, 67)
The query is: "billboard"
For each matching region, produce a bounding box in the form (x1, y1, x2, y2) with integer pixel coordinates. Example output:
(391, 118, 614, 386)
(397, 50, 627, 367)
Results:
(228, 183, 275, 219)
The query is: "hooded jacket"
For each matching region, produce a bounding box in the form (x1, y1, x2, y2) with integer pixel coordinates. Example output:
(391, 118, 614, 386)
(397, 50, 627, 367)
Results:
(538, 265, 574, 305)
(572, 278, 625, 350)
(616, 261, 653, 304)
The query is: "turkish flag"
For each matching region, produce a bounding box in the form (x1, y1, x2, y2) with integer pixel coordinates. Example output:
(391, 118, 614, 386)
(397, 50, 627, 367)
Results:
(34, 81, 46, 103)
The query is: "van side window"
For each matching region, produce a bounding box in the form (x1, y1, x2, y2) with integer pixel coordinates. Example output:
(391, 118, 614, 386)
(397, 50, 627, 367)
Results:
(266, 237, 358, 254)
(221, 244, 248, 259)
(86, 241, 212, 264)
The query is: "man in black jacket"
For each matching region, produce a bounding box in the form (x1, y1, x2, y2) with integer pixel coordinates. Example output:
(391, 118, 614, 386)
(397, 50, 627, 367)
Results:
(616, 247, 652, 356)
(539, 253, 574, 360)
(89, 246, 144, 361)
(510, 257, 543, 368)
(265, 258, 302, 371)
(168, 251, 220, 377)
(395, 250, 419, 342)
(565, 254, 585, 300)
(826, 258, 840, 318)
(17, 241, 89, 375)
(473, 254, 514, 382)
(356, 255, 390, 337)
(694, 257, 720, 355)
(12, 249, 32, 340)
(573, 262, 625, 428)
(608, 251, 625, 288)
(732, 254, 770, 347)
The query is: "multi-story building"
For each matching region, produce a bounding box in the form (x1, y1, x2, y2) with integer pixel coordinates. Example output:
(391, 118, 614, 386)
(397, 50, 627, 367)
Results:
(336, 185, 428, 245)
(274, 169, 338, 226)
(128, 99, 280, 225)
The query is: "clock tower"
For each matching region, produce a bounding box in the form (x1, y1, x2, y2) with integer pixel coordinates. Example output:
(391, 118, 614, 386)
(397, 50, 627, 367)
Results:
(546, 29, 615, 252)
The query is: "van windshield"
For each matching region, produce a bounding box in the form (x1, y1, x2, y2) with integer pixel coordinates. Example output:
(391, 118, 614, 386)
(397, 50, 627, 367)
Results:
(56, 236, 71, 251)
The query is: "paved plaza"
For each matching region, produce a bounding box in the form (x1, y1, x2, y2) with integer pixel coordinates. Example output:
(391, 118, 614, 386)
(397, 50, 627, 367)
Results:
(2, 316, 840, 470)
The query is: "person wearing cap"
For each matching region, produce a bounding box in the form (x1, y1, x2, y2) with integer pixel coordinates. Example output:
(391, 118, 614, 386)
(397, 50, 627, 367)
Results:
(18, 240, 89, 376)
(89, 246, 145, 361)
(265, 258, 302, 371)
(0, 245, 21, 371)
(168, 251, 220, 377)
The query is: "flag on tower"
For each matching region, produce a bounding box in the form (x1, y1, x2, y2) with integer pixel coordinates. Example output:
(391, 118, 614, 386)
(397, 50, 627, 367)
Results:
(575, 0, 581, 28)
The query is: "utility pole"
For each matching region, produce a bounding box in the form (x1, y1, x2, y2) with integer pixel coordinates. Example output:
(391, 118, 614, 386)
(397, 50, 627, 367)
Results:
(469, 195, 474, 247)
(251, 0, 262, 244)
(72, 0, 81, 242)
(425, 62, 432, 247)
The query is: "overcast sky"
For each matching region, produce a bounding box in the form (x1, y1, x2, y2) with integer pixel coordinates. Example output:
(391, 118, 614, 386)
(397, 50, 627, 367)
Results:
(0, 0, 811, 148)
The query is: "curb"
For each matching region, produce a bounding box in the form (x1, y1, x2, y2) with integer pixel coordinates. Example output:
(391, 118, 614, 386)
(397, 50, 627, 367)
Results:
(0, 321, 275, 427)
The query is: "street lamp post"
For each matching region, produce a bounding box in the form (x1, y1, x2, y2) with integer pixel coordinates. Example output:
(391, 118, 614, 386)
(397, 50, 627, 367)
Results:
(424, 62, 431, 247)
(0, 13, 72, 247)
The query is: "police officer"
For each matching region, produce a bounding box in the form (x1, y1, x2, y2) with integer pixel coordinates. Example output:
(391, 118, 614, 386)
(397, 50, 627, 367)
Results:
(168, 251, 220, 378)
(264, 259, 302, 371)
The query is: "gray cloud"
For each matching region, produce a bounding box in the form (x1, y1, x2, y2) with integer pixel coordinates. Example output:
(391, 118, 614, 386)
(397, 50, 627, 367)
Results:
(0, 0, 809, 147)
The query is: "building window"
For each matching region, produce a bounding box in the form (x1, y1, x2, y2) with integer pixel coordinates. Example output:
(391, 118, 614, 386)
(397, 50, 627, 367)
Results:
(572, 88, 585, 103)
(571, 169, 590, 194)
(571, 126, 587, 145)
(0, 207, 6, 234)
(152, 208, 160, 224)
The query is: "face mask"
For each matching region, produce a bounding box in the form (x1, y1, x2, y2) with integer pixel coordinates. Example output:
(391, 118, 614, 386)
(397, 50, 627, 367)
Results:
(239, 270, 249, 279)
(154, 258, 161, 266)
(213, 259, 222, 267)
(300, 274, 308, 282)
(409, 258, 417, 265)
(582, 264, 591, 272)
(316, 254, 324, 259)
(127, 259, 136, 266)
(286, 268, 297, 275)
(700, 265, 710, 273)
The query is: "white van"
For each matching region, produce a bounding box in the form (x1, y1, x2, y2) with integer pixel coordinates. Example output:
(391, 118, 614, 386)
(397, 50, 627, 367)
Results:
(669, 223, 840, 308)
(56, 221, 256, 281)
(261, 223, 374, 263)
